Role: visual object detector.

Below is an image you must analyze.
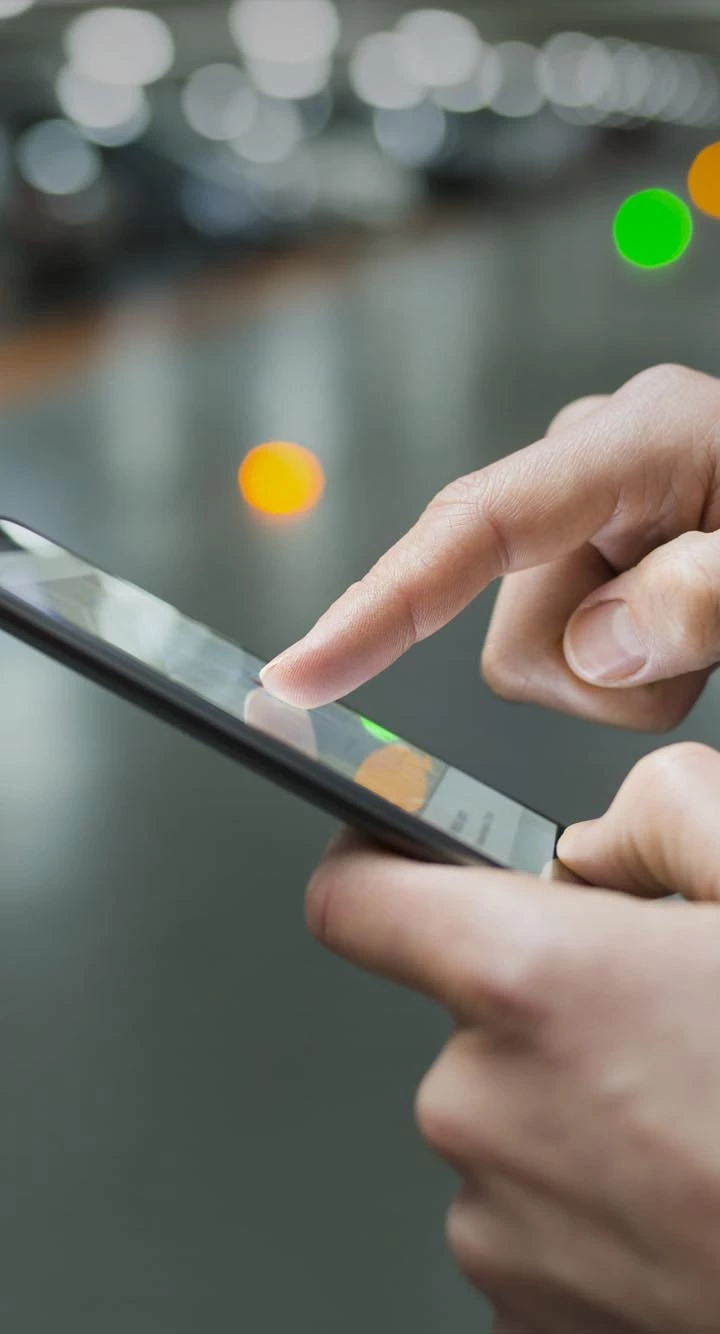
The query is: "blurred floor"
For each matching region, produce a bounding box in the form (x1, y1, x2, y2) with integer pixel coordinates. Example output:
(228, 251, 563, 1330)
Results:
(1, 170, 719, 1334)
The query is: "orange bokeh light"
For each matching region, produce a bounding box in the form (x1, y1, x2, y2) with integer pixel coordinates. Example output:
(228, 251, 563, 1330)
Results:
(688, 141, 720, 219)
(238, 441, 325, 517)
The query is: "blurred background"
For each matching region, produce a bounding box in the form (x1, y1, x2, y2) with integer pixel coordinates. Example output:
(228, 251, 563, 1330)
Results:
(2, 2, 720, 1332)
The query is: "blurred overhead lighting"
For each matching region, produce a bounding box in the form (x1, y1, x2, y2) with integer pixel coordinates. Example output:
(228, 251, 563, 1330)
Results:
(182, 65, 257, 141)
(81, 102, 150, 147)
(373, 101, 447, 167)
(349, 33, 424, 111)
(56, 66, 145, 130)
(491, 43, 545, 118)
(64, 8, 175, 87)
(0, 0, 35, 17)
(229, 0, 340, 66)
(395, 9, 482, 89)
(432, 45, 502, 112)
(231, 97, 303, 163)
(16, 120, 102, 196)
(537, 33, 613, 108)
(247, 56, 331, 100)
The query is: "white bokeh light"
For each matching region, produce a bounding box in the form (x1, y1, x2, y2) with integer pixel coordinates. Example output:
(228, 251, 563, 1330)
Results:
(247, 56, 331, 100)
(0, 0, 35, 17)
(491, 43, 545, 118)
(81, 102, 150, 147)
(56, 66, 145, 129)
(349, 33, 424, 110)
(229, 0, 340, 65)
(433, 45, 502, 112)
(231, 97, 303, 163)
(16, 120, 102, 196)
(537, 33, 613, 108)
(395, 9, 482, 89)
(373, 101, 447, 167)
(64, 8, 175, 87)
(182, 65, 257, 141)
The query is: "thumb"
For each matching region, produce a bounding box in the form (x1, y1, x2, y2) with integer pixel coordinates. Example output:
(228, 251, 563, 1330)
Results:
(564, 530, 720, 687)
(558, 742, 720, 901)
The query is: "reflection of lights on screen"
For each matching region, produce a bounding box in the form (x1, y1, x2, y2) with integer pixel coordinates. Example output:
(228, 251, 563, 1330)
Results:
(373, 101, 447, 167)
(0, 522, 63, 555)
(231, 98, 303, 163)
(537, 32, 613, 108)
(433, 45, 502, 112)
(56, 66, 145, 130)
(238, 442, 325, 518)
(614, 189, 693, 269)
(230, 0, 340, 65)
(349, 33, 424, 110)
(182, 64, 257, 141)
(247, 56, 331, 100)
(64, 8, 175, 86)
(395, 8, 481, 89)
(80, 101, 150, 147)
(0, 0, 35, 17)
(360, 717, 400, 745)
(688, 141, 720, 218)
(491, 43, 545, 118)
(16, 120, 102, 196)
(355, 745, 433, 814)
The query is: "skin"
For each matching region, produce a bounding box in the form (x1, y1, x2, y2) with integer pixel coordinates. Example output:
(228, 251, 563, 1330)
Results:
(261, 365, 720, 1330)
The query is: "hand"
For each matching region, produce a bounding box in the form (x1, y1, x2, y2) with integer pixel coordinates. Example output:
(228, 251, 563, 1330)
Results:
(261, 364, 720, 730)
(307, 742, 720, 1333)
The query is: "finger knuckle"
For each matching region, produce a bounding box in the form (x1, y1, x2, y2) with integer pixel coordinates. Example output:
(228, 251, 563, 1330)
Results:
(547, 394, 607, 435)
(623, 362, 697, 402)
(627, 742, 717, 809)
(304, 861, 336, 945)
(446, 1192, 506, 1287)
(415, 1056, 469, 1160)
(428, 475, 512, 577)
(481, 638, 535, 703)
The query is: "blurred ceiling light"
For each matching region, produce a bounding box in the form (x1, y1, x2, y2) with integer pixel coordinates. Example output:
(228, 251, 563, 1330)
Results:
(247, 56, 331, 100)
(181, 175, 258, 237)
(349, 32, 424, 110)
(491, 43, 545, 119)
(81, 101, 150, 147)
(296, 88, 333, 136)
(683, 60, 720, 126)
(537, 32, 613, 108)
(657, 52, 702, 122)
(64, 8, 175, 87)
(229, 0, 340, 66)
(395, 9, 481, 89)
(0, 0, 35, 17)
(432, 45, 502, 112)
(56, 65, 145, 129)
(640, 46, 681, 118)
(373, 100, 447, 167)
(231, 97, 303, 163)
(242, 151, 319, 219)
(589, 39, 651, 119)
(16, 119, 102, 196)
(182, 64, 257, 141)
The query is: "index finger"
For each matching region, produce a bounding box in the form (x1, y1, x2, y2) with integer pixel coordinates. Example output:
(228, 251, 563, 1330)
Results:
(260, 367, 716, 707)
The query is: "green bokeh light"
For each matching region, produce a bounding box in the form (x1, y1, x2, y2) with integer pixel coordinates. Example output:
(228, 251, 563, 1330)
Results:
(360, 717, 400, 745)
(613, 189, 693, 270)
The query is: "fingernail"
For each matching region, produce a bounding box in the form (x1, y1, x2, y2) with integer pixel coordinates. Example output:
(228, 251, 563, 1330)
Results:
(566, 601, 647, 684)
